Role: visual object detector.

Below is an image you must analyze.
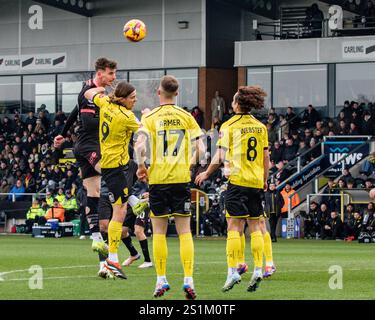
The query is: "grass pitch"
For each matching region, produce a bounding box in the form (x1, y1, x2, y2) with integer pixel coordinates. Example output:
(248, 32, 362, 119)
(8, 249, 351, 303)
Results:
(0, 235, 374, 300)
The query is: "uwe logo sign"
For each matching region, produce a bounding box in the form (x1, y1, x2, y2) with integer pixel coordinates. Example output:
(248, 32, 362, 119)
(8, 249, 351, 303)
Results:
(343, 41, 375, 60)
(324, 137, 370, 177)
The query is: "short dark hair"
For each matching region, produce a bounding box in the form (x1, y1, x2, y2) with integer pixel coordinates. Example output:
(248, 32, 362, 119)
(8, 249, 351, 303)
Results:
(95, 57, 117, 71)
(160, 75, 179, 98)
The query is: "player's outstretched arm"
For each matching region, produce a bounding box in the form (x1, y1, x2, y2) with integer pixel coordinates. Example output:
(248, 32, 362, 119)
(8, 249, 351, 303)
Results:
(263, 149, 270, 191)
(134, 134, 148, 182)
(195, 147, 226, 186)
(84, 87, 105, 101)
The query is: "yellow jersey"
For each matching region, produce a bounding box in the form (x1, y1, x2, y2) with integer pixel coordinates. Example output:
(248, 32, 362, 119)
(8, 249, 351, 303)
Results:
(93, 94, 140, 169)
(140, 104, 203, 185)
(217, 113, 268, 189)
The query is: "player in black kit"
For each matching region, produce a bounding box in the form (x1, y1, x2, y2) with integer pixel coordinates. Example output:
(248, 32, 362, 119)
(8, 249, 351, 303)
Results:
(54, 58, 117, 276)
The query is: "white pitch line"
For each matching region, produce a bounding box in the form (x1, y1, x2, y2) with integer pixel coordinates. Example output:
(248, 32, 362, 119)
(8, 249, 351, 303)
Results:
(0, 265, 97, 277)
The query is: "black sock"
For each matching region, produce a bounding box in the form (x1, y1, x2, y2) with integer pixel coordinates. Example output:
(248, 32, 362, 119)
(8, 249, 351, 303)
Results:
(86, 197, 99, 233)
(122, 235, 138, 257)
(98, 232, 108, 262)
(139, 239, 151, 262)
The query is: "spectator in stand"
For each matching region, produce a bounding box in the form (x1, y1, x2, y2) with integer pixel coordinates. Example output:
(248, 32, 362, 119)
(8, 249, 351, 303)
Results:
(304, 201, 320, 239)
(350, 113, 362, 129)
(322, 211, 344, 240)
(55, 187, 65, 204)
(365, 178, 375, 190)
(337, 178, 346, 191)
(285, 106, 300, 132)
(24, 170, 36, 193)
(296, 140, 309, 166)
(7, 179, 25, 201)
(25, 198, 46, 233)
(266, 123, 277, 144)
(282, 138, 298, 162)
(264, 181, 285, 242)
(314, 120, 329, 136)
(360, 152, 375, 176)
(327, 119, 338, 135)
(45, 190, 54, 208)
(322, 178, 340, 211)
(300, 104, 320, 129)
(361, 202, 375, 233)
(45, 198, 65, 222)
(2, 117, 14, 136)
(307, 138, 321, 161)
(351, 101, 363, 119)
(0, 179, 10, 201)
(54, 110, 67, 124)
(340, 100, 352, 119)
(24, 111, 37, 130)
(274, 160, 290, 184)
(280, 183, 300, 219)
(279, 114, 289, 137)
(313, 129, 324, 143)
(346, 178, 355, 189)
(338, 120, 349, 135)
(267, 113, 278, 129)
(341, 166, 353, 185)
(62, 189, 79, 221)
(318, 202, 330, 237)
(270, 141, 284, 164)
(211, 90, 226, 125)
(362, 111, 375, 135)
(303, 128, 313, 145)
(191, 106, 204, 128)
(37, 109, 50, 130)
(344, 211, 362, 241)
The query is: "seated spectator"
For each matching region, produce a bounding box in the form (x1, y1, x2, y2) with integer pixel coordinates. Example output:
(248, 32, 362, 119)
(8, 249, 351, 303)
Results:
(361, 202, 375, 233)
(313, 129, 324, 142)
(285, 106, 300, 131)
(25, 199, 47, 233)
(337, 178, 346, 191)
(362, 111, 375, 135)
(270, 141, 284, 164)
(55, 187, 65, 204)
(62, 189, 79, 221)
(300, 104, 320, 129)
(267, 113, 278, 129)
(322, 211, 344, 240)
(303, 128, 313, 145)
(318, 202, 330, 236)
(314, 120, 328, 136)
(279, 114, 289, 137)
(327, 119, 338, 135)
(8, 179, 25, 201)
(346, 178, 355, 189)
(304, 201, 320, 239)
(348, 122, 360, 135)
(344, 211, 362, 241)
(45, 198, 65, 222)
(360, 153, 375, 176)
(341, 167, 353, 185)
(337, 120, 349, 135)
(191, 106, 204, 128)
(307, 138, 321, 161)
(296, 140, 309, 166)
(274, 160, 290, 184)
(24, 111, 37, 130)
(45, 190, 55, 208)
(266, 123, 277, 144)
(365, 178, 375, 190)
(0, 179, 10, 201)
(282, 138, 298, 162)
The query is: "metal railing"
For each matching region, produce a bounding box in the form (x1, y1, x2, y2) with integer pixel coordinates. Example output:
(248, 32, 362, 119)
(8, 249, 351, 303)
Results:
(0, 192, 47, 202)
(306, 193, 350, 222)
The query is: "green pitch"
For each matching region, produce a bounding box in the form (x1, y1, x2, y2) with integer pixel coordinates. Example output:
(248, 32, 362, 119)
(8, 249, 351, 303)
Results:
(0, 235, 374, 300)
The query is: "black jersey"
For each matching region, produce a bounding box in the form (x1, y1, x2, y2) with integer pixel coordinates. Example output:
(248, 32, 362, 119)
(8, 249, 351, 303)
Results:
(60, 79, 100, 148)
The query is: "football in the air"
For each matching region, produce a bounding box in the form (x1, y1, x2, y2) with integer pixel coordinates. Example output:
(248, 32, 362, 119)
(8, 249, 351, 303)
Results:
(123, 19, 147, 42)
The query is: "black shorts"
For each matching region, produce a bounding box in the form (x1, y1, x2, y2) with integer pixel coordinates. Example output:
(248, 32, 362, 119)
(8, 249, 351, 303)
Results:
(98, 194, 112, 221)
(225, 183, 265, 219)
(149, 183, 191, 217)
(124, 207, 150, 229)
(73, 144, 101, 179)
(101, 166, 130, 205)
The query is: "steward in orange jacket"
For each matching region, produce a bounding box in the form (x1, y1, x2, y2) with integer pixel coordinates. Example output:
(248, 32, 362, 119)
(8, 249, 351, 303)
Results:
(280, 183, 300, 217)
(45, 198, 65, 222)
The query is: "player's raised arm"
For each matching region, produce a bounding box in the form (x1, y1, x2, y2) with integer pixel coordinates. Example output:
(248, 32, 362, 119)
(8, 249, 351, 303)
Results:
(134, 133, 148, 182)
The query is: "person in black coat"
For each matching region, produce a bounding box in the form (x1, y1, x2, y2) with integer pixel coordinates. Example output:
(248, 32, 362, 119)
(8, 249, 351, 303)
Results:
(362, 111, 375, 135)
(322, 211, 344, 240)
(264, 181, 285, 242)
(300, 104, 321, 129)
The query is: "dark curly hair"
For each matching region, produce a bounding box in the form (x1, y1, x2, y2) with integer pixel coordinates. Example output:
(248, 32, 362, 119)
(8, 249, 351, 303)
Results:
(234, 86, 267, 113)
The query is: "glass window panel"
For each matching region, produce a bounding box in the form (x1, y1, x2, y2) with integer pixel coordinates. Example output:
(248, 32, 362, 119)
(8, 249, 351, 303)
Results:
(273, 64, 327, 108)
(57, 72, 91, 113)
(336, 62, 375, 106)
(166, 69, 198, 110)
(0, 76, 21, 114)
(129, 70, 164, 119)
(23, 74, 56, 114)
(247, 67, 271, 108)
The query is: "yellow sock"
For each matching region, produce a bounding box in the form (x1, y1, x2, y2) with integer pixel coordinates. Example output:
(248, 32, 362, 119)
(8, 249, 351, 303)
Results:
(153, 234, 168, 277)
(238, 233, 246, 264)
(263, 231, 273, 265)
(251, 230, 264, 269)
(108, 220, 123, 254)
(179, 233, 194, 277)
(226, 230, 241, 268)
